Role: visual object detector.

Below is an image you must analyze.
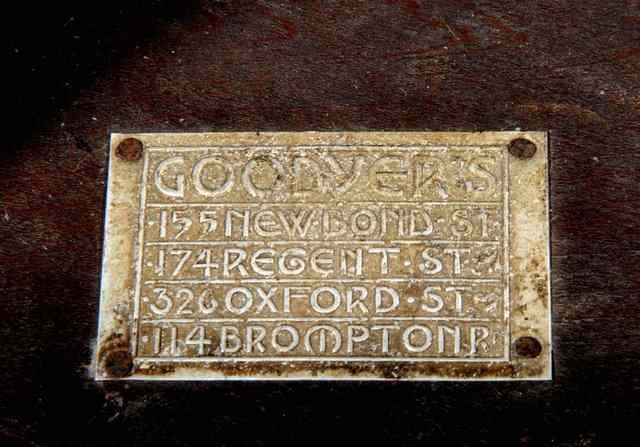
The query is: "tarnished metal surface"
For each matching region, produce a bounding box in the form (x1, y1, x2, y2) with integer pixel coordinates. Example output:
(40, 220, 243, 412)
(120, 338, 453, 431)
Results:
(95, 132, 551, 380)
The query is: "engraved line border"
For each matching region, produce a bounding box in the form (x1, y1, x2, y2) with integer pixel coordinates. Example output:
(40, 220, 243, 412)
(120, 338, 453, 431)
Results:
(144, 240, 502, 246)
(140, 317, 499, 323)
(132, 151, 150, 357)
(133, 144, 509, 362)
(503, 143, 511, 361)
(135, 356, 508, 363)
(144, 278, 502, 284)
(145, 143, 504, 150)
(145, 201, 503, 206)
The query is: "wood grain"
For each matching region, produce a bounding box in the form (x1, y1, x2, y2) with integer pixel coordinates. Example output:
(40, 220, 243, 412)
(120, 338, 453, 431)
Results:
(1, 0, 639, 445)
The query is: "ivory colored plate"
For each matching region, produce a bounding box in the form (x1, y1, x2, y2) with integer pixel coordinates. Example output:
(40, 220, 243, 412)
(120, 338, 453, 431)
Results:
(94, 132, 551, 381)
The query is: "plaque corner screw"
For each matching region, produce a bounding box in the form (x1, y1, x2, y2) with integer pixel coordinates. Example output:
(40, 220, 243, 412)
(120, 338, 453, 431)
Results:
(103, 349, 134, 378)
(508, 138, 537, 159)
(514, 336, 543, 358)
(115, 137, 144, 161)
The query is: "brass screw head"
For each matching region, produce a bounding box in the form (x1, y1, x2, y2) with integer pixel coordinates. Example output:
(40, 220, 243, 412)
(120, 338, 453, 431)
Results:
(115, 138, 143, 161)
(508, 138, 537, 159)
(103, 350, 133, 378)
(515, 336, 543, 358)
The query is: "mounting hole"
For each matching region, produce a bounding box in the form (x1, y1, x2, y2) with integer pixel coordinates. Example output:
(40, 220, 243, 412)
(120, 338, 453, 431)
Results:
(508, 138, 537, 159)
(515, 336, 543, 358)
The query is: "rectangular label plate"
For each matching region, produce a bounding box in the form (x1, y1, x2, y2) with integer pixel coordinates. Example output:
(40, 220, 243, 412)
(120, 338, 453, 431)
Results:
(95, 132, 551, 381)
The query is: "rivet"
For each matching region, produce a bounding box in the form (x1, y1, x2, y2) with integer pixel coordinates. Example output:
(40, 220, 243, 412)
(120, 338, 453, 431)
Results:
(508, 138, 537, 159)
(115, 138, 143, 161)
(103, 349, 133, 378)
(515, 336, 543, 358)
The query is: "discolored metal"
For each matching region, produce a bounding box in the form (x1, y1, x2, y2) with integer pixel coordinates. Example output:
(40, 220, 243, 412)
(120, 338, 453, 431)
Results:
(103, 350, 134, 378)
(95, 132, 551, 381)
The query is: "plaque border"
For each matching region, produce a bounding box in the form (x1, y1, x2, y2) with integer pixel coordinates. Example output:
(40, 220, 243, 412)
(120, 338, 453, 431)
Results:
(94, 131, 551, 381)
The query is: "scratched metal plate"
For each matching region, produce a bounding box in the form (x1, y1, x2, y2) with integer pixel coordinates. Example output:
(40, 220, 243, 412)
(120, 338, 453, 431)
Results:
(94, 132, 551, 381)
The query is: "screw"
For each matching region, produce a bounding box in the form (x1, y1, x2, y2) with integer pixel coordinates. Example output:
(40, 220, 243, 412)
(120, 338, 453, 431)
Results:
(103, 350, 133, 378)
(508, 138, 537, 159)
(515, 336, 543, 358)
(115, 138, 143, 161)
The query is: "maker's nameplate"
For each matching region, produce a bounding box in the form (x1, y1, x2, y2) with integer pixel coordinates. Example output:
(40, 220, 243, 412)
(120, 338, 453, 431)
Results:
(96, 132, 551, 380)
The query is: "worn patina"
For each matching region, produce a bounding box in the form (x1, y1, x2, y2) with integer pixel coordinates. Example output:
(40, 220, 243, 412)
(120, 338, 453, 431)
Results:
(95, 131, 551, 380)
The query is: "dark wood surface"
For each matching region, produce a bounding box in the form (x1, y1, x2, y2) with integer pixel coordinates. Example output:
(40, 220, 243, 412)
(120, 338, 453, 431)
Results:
(1, 1, 639, 445)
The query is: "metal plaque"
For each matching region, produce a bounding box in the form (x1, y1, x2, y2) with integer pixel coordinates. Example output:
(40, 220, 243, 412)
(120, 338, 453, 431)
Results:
(95, 132, 551, 381)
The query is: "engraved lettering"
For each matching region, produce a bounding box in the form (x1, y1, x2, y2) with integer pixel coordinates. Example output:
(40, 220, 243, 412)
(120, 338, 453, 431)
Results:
(304, 325, 342, 354)
(371, 155, 408, 196)
(402, 325, 433, 353)
(154, 156, 185, 199)
(375, 286, 400, 313)
(242, 156, 286, 198)
(272, 325, 300, 352)
(347, 325, 370, 353)
(192, 156, 234, 196)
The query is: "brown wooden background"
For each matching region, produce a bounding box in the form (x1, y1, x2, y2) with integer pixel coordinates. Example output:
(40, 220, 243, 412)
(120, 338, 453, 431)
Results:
(1, 1, 639, 445)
